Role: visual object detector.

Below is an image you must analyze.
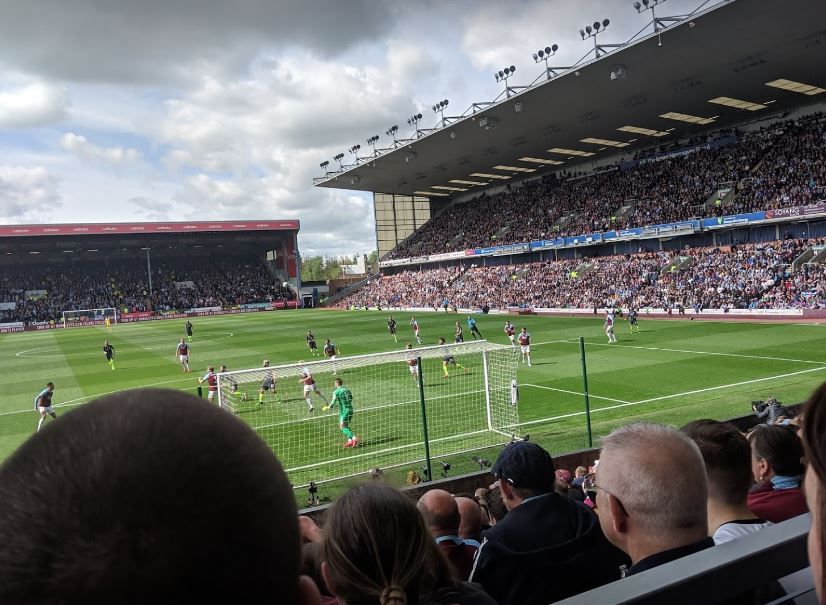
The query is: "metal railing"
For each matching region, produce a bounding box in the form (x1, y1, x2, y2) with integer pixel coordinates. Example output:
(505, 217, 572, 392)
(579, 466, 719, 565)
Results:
(320, 273, 381, 306)
(556, 514, 814, 605)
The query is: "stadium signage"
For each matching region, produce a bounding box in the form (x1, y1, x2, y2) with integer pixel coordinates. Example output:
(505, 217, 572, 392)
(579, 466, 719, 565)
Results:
(765, 202, 826, 220)
(0, 220, 300, 238)
(0, 321, 24, 333)
(0, 301, 17, 310)
(701, 211, 766, 229)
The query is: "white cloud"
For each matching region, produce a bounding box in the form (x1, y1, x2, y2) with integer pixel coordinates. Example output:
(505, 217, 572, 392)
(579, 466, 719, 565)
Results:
(60, 132, 140, 165)
(0, 81, 68, 128)
(0, 0, 397, 84)
(0, 165, 61, 222)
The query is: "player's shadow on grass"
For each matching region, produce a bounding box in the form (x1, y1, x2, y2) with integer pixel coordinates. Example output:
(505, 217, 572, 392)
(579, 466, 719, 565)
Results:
(527, 361, 557, 367)
(356, 435, 401, 447)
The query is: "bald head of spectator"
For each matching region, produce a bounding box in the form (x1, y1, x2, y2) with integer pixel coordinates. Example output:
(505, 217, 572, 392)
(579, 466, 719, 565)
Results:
(0, 389, 321, 605)
(418, 489, 460, 538)
(456, 496, 482, 542)
(596, 422, 710, 571)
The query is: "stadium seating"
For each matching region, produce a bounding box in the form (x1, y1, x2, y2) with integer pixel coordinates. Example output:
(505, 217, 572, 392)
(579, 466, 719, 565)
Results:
(0, 256, 294, 324)
(387, 113, 826, 260)
(337, 239, 826, 311)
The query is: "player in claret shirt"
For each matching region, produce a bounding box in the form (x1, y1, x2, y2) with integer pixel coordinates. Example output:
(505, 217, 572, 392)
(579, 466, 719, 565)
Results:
(199, 366, 219, 403)
(176, 338, 191, 373)
(323, 339, 340, 375)
(504, 321, 516, 347)
(298, 368, 325, 412)
(410, 317, 422, 345)
(517, 327, 532, 367)
(34, 382, 56, 433)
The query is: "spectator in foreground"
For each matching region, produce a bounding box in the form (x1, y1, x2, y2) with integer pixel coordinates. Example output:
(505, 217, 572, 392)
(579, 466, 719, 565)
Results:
(802, 383, 826, 604)
(417, 489, 478, 581)
(484, 485, 508, 526)
(322, 483, 496, 605)
(0, 389, 322, 605)
(469, 441, 629, 605)
(455, 496, 483, 547)
(747, 425, 808, 523)
(595, 423, 713, 575)
(682, 419, 772, 544)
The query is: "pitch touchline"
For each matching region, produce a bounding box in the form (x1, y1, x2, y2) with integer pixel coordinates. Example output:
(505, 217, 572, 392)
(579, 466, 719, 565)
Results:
(511, 366, 826, 429)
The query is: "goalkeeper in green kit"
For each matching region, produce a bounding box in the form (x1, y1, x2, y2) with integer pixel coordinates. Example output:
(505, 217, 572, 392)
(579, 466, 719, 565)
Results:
(323, 377, 359, 448)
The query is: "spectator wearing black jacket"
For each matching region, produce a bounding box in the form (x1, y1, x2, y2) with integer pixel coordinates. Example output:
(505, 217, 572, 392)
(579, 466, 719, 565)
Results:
(468, 441, 629, 605)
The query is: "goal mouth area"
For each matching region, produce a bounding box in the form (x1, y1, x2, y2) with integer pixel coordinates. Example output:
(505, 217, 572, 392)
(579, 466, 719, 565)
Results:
(216, 340, 512, 384)
(216, 339, 519, 490)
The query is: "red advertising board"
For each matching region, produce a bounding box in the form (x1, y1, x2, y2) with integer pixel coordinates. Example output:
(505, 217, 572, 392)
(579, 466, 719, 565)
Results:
(0, 220, 300, 238)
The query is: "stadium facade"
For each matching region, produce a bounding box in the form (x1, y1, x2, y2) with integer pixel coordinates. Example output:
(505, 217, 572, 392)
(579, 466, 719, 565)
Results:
(0, 220, 301, 333)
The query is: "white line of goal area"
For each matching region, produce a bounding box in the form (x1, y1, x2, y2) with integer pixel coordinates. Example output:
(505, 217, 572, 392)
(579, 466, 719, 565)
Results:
(530, 338, 826, 366)
(516, 365, 826, 429)
(249, 387, 490, 432)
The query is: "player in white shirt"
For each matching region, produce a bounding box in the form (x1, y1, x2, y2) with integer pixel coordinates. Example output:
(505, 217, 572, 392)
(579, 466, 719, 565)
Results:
(604, 310, 617, 343)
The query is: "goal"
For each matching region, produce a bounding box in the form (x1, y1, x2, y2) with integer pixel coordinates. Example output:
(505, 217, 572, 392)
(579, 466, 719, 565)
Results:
(61, 307, 118, 328)
(217, 340, 519, 488)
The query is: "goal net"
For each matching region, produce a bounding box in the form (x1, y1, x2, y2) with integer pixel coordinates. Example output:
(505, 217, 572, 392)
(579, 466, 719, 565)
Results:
(218, 340, 519, 488)
(61, 307, 118, 328)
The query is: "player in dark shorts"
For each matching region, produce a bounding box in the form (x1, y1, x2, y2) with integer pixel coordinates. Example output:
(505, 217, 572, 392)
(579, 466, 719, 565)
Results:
(454, 321, 464, 343)
(258, 360, 280, 404)
(438, 337, 466, 378)
(388, 317, 398, 343)
(185, 320, 193, 342)
(307, 331, 320, 356)
(628, 308, 640, 333)
(102, 340, 115, 370)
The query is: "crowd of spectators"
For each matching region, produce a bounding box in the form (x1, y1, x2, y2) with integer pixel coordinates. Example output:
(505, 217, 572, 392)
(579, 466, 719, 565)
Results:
(338, 238, 826, 311)
(2, 384, 822, 604)
(388, 113, 826, 260)
(0, 255, 294, 324)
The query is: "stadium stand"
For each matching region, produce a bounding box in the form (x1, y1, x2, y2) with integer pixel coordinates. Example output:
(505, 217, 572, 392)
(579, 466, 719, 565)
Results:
(386, 113, 826, 260)
(0, 256, 294, 324)
(337, 239, 826, 311)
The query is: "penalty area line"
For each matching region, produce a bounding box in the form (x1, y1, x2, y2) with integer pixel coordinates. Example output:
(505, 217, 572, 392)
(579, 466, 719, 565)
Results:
(510, 365, 826, 430)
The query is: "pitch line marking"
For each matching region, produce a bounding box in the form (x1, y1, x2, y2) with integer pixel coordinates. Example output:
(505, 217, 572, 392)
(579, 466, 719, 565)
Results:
(0, 377, 198, 417)
(522, 384, 631, 404)
(511, 365, 826, 429)
(531, 338, 826, 366)
(15, 332, 235, 358)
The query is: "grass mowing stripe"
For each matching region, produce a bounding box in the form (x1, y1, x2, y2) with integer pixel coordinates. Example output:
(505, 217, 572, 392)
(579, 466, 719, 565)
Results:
(522, 383, 631, 404)
(512, 365, 826, 429)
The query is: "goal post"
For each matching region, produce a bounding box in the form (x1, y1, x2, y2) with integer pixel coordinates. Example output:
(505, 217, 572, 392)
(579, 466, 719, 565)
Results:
(61, 307, 118, 328)
(217, 340, 519, 488)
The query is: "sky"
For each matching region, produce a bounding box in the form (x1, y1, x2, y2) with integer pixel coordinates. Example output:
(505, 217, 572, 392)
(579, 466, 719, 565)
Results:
(0, 0, 705, 257)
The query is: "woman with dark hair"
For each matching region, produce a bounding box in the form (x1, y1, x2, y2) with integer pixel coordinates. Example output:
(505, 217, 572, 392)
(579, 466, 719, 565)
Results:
(802, 383, 826, 604)
(322, 483, 496, 605)
(747, 424, 808, 523)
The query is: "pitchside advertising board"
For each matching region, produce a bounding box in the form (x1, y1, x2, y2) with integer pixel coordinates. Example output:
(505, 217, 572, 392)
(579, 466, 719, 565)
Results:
(380, 201, 826, 269)
(1, 302, 298, 331)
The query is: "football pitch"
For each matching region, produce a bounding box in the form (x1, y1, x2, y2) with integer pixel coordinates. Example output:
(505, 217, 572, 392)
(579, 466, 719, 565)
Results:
(3, 310, 826, 504)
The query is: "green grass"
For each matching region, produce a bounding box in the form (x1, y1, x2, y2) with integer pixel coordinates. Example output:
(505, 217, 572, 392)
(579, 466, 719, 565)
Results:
(3, 310, 826, 506)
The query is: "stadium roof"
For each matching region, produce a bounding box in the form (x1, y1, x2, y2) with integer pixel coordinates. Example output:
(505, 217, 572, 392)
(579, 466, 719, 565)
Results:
(316, 0, 826, 199)
(0, 220, 300, 238)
